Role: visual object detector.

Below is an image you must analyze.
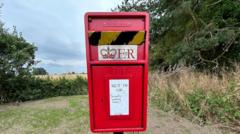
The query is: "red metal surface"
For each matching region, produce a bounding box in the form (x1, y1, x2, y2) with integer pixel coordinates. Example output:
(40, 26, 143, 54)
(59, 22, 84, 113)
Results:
(84, 12, 149, 133)
(92, 66, 143, 129)
(89, 17, 145, 31)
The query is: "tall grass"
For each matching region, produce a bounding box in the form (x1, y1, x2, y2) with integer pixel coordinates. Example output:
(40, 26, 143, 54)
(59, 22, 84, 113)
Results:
(149, 66, 240, 130)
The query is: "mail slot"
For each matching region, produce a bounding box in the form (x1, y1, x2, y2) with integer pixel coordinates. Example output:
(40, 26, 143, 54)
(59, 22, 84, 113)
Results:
(84, 12, 149, 133)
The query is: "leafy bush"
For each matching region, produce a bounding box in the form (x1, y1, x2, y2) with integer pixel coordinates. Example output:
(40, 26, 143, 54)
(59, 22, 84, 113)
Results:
(185, 86, 240, 124)
(0, 76, 88, 103)
(32, 67, 48, 75)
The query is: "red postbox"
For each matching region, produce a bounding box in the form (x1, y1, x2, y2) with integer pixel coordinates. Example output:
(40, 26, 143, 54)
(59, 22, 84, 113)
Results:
(84, 12, 149, 133)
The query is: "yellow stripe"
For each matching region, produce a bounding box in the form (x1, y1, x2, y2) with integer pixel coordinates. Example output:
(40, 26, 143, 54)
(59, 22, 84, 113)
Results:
(88, 31, 145, 45)
(98, 32, 121, 45)
(128, 31, 145, 45)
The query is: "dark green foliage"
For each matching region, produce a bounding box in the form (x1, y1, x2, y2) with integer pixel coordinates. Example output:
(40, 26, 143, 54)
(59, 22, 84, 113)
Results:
(32, 67, 48, 75)
(115, 0, 240, 71)
(186, 89, 207, 122)
(0, 76, 88, 103)
(53, 77, 88, 96)
(0, 25, 37, 77)
(0, 23, 38, 102)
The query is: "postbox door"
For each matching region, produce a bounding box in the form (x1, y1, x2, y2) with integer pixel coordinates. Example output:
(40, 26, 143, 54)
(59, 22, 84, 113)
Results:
(91, 65, 144, 129)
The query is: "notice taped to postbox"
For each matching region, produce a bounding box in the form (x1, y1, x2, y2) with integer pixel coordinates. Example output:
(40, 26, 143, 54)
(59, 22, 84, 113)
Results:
(109, 79, 129, 116)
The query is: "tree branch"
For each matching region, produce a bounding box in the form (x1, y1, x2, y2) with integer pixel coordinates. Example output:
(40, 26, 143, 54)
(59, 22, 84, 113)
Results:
(207, 0, 223, 7)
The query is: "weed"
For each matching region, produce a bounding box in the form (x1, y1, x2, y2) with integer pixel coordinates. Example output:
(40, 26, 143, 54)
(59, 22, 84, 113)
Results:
(149, 67, 240, 128)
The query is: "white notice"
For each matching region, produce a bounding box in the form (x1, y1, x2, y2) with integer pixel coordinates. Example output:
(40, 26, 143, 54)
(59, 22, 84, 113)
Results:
(109, 79, 129, 116)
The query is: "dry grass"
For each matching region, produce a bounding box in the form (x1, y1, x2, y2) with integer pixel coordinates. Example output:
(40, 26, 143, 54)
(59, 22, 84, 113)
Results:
(149, 66, 240, 94)
(36, 73, 87, 80)
(149, 66, 240, 132)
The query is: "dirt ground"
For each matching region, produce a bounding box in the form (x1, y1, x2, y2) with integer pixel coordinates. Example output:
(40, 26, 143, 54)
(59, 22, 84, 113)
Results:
(145, 104, 223, 134)
(96, 104, 228, 134)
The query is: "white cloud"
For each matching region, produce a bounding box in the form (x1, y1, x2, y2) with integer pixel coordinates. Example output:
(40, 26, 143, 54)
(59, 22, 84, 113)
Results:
(2, 0, 122, 73)
(38, 58, 86, 67)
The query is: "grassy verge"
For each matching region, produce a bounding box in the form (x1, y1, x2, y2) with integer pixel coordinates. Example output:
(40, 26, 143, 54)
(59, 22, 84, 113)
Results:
(149, 67, 240, 131)
(0, 95, 89, 134)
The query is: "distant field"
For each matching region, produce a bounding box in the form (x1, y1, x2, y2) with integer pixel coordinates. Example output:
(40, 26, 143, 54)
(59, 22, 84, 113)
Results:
(36, 73, 87, 80)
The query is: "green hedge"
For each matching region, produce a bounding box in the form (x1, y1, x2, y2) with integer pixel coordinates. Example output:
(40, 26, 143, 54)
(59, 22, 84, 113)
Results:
(0, 76, 87, 103)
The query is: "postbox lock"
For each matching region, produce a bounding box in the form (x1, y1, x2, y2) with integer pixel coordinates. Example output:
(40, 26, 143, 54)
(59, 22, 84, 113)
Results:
(88, 17, 92, 22)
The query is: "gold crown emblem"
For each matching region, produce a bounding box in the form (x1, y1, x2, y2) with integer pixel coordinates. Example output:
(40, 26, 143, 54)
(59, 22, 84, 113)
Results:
(100, 47, 117, 59)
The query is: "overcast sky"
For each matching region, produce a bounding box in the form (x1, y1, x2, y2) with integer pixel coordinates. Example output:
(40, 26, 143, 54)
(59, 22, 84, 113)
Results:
(1, 0, 121, 74)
